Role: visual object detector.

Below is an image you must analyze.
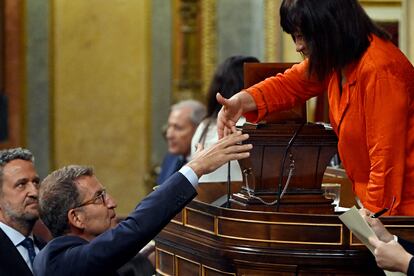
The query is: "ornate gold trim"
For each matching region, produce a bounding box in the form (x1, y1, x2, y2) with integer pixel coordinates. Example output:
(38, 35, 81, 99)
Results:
(176, 254, 202, 275)
(360, 0, 401, 3)
(155, 269, 172, 276)
(171, 218, 183, 225)
(349, 231, 362, 246)
(182, 207, 216, 234)
(171, 210, 184, 225)
(200, 0, 217, 97)
(157, 245, 235, 275)
(176, 254, 201, 265)
(217, 233, 343, 246)
(172, 0, 203, 101)
(217, 215, 342, 227)
(173, 208, 344, 245)
(185, 207, 215, 218)
(383, 224, 414, 228)
(216, 216, 343, 245)
(202, 264, 236, 275)
(183, 206, 188, 224)
(185, 224, 216, 235)
(359, 0, 401, 6)
(350, 224, 414, 246)
(264, 0, 279, 61)
(155, 247, 175, 276)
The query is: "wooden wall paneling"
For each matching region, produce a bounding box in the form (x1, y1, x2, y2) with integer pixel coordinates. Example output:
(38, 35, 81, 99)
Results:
(0, 0, 23, 149)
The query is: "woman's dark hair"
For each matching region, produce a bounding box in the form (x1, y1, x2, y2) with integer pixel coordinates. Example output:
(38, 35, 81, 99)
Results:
(206, 55, 260, 118)
(280, 0, 390, 80)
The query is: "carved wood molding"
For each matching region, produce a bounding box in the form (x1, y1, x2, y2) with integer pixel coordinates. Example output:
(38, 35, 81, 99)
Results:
(264, 0, 279, 62)
(172, 0, 202, 102)
(200, 0, 216, 99)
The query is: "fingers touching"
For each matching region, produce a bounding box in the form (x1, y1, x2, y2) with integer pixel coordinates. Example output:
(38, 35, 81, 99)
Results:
(216, 93, 242, 139)
(188, 131, 252, 177)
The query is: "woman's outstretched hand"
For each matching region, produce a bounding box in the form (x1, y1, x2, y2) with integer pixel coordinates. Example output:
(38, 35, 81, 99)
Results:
(216, 93, 243, 139)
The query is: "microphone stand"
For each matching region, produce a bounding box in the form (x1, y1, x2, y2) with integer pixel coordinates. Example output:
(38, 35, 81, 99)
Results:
(276, 123, 305, 212)
(225, 161, 231, 208)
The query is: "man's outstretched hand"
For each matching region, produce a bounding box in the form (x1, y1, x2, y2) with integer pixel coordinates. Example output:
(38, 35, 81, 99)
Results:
(187, 131, 252, 178)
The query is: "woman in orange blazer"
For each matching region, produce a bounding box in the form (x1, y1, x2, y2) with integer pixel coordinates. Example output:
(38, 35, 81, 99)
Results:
(217, 0, 414, 216)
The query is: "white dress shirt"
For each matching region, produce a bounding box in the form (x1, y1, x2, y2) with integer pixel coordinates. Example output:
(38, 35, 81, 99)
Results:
(179, 165, 198, 187)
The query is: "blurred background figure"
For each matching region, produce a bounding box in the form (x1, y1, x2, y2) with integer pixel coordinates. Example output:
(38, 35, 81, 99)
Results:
(156, 100, 206, 185)
(190, 55, 259, 183)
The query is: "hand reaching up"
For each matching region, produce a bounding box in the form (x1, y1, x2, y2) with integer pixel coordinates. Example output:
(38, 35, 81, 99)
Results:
(187, 131, 252, 178)
(216, 93, 243, 139)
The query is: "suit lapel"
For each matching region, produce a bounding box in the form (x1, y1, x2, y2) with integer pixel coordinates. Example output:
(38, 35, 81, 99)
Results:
(0, 228, 33, 276)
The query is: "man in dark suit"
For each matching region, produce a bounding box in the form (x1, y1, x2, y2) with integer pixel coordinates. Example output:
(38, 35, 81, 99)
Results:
(33, 131, 251, 275)
(156, 153, 186, 185)
(157, 100, 206, 185)
(0, 148, 45, 276)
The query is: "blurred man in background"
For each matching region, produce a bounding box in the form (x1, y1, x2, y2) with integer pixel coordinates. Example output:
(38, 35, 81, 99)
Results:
(157, 99, 206, 185)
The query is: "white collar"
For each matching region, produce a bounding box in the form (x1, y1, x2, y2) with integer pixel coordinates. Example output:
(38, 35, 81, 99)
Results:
(0, 221, 34, 246)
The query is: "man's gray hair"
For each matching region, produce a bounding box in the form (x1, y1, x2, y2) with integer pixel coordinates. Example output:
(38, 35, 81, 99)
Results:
(39, 165, 94, 237)
(0, 147, 34, 190)
(171, 100, 206, 126)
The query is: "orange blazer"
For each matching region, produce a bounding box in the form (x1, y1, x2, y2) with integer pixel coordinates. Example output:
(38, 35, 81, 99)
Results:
(245, 35, 414, 215)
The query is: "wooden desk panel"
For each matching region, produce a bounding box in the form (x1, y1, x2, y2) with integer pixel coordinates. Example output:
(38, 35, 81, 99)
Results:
(155, 199, 412, 275)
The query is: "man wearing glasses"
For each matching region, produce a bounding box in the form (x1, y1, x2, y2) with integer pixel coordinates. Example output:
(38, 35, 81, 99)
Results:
(0, 148, 45, 275)
(33, 131, 251, 275)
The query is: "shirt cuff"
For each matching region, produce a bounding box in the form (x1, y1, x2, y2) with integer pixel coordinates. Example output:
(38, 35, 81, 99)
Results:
(179, 165, 199, 188)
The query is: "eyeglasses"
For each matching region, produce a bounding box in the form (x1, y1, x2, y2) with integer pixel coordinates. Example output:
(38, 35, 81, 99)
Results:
(74, 189, 107, 209)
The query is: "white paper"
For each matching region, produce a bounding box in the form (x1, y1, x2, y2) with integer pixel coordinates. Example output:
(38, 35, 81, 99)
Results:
(339, 206, 406, 276)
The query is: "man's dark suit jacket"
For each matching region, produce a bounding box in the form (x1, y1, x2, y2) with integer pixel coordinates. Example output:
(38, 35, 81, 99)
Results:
(0, 227, 45, 276)
(399, 237, 414, 276)
(33, 172, 197, 276)
(156, 153, 186, 185)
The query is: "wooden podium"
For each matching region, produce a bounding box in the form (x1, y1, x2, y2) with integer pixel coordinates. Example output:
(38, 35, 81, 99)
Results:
(154, 63, 414, 275)
(232, 122, 338, 213)
(230, 62, 337, 213)
(155, 200, 414, 275)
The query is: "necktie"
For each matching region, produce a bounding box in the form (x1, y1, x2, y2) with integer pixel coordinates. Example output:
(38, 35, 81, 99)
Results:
(20, 237, 36, 266)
